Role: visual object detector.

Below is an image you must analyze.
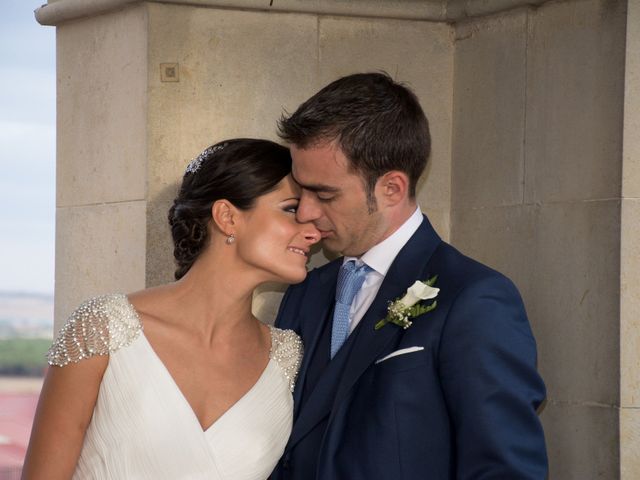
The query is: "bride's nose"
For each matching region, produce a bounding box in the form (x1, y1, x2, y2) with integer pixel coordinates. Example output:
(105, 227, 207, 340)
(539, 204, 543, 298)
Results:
(300, 223, 320, 245)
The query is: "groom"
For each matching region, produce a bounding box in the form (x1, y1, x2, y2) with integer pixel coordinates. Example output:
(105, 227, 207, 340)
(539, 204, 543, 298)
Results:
(271, 72, 547, 479)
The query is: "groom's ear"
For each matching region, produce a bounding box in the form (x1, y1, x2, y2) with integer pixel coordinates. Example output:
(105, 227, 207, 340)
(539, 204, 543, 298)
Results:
(377, 171, 409, 207)
(211, 200, 238, 236)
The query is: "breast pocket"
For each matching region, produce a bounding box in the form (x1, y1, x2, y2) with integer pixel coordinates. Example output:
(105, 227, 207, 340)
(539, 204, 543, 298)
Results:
(374, 347, 429, 374)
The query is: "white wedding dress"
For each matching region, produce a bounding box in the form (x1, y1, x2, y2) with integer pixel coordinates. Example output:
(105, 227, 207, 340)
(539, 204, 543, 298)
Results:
(47, 294, 302, 480)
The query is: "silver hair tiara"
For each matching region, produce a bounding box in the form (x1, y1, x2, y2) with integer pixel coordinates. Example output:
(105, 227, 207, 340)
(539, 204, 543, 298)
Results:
(185, 143, 226, 175)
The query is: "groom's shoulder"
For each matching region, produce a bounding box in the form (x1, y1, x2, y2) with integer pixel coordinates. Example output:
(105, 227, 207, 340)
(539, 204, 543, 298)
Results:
(410, 214, 513, 292)
(431, 240, 520, 297)
(434, 240, 495, 275)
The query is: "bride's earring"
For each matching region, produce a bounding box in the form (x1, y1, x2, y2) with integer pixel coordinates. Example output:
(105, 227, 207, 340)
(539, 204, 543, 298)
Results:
(225, 233, 235, 245)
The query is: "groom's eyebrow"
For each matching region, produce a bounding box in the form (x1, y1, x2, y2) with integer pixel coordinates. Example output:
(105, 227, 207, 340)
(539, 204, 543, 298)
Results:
(292, 174, 339, 193)
(302, 184, 340, 193)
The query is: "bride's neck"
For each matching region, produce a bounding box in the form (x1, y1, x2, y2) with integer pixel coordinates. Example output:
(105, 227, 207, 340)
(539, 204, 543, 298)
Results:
(168, 248, 261, 336)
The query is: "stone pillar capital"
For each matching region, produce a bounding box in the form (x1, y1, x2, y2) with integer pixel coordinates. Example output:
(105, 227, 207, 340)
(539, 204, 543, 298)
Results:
(35, 0, 551, 26)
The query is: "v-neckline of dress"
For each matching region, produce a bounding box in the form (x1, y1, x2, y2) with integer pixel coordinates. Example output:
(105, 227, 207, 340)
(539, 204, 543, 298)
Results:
(138, 332, 275, 433)
(122, 295, 276, 433)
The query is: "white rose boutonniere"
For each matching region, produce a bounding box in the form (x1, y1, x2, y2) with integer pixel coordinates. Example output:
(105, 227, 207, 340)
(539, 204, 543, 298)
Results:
(375, 275, 439, 330)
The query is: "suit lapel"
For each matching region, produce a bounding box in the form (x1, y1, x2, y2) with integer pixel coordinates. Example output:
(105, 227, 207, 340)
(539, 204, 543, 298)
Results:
(291, 260, 341, 416)
(330, 216, 442, 414)
(287, 216, 442, 451)
(286, 340, 349, 450)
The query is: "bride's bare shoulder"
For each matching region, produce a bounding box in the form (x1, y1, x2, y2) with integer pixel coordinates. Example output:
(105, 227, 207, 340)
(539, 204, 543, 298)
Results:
(127, 284, 179, 319)
(127, 283, 172, 305)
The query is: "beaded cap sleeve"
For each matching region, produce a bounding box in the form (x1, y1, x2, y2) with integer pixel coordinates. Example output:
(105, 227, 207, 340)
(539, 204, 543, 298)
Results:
(269, 326, 303, 393)
(47, 294, 142, 367)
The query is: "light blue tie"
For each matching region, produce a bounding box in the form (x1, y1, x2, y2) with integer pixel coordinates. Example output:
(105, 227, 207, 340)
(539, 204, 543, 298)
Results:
(331, 261, 370, 359)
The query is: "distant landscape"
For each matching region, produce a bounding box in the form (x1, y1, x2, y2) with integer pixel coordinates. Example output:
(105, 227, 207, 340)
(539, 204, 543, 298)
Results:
(0, 291, 53, 377)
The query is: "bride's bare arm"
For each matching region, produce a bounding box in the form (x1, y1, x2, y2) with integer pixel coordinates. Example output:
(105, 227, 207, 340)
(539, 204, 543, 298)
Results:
(21, 355, 107, 480)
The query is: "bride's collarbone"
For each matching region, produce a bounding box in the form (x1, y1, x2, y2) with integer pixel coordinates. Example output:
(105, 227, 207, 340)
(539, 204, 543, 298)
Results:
(144, 317, 270, 363)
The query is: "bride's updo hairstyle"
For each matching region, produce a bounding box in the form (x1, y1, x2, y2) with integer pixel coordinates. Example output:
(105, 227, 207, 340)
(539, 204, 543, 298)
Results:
(168, 138, 292, 280)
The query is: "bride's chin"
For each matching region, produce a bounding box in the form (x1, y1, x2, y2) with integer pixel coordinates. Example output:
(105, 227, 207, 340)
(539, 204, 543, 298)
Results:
(275, 268, 308, 285)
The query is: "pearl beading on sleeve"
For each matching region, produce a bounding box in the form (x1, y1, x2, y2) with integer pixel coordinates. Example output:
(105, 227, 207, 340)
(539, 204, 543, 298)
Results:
(47, 294, 142, 367)
(269, 326, 303, 393)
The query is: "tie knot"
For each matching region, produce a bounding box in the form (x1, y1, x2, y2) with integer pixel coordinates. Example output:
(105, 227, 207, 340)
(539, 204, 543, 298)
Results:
(335, 261, 370, 305)
(342, 260, 370, 277)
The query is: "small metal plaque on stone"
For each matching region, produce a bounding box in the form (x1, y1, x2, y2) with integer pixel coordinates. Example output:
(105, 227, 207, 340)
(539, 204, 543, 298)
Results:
(160, 63, 179, 82)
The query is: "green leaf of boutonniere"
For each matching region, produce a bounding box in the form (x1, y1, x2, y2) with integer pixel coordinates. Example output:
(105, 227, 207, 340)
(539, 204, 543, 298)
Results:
(375, 275, 439, 330)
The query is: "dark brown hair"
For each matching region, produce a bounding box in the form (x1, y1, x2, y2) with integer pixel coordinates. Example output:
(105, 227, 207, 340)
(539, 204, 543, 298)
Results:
(168, 139, 291, 280)
(278, 72, 430, 206)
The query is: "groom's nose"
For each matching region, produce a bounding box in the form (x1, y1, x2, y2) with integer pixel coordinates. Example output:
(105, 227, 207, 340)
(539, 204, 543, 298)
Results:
(296, 191, 322, 223)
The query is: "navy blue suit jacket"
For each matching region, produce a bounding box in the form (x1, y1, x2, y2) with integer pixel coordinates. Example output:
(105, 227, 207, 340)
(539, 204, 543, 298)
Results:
(272, 216, 547, 480)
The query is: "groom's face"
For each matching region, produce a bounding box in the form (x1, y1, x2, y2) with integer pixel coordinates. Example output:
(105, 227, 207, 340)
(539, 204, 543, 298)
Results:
(291, 141, 386, 257)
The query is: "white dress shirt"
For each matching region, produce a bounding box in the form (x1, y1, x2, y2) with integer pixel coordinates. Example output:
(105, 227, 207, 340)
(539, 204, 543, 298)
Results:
(343, 207, 424, 334)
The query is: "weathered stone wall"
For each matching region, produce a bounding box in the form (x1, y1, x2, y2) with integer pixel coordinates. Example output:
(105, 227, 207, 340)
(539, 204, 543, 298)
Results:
(51, 2, 453, 328)
(450, 0, 628, 477)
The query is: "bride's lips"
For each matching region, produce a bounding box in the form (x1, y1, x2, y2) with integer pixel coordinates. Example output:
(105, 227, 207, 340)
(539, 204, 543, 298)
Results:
(287, 246, 309, 257)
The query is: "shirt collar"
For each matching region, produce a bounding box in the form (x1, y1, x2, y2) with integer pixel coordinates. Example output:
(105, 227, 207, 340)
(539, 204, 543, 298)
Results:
(344, 206, 423, 276)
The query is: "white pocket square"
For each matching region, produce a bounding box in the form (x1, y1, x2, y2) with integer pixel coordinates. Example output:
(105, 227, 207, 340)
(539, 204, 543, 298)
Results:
(375, 346, 425, 364)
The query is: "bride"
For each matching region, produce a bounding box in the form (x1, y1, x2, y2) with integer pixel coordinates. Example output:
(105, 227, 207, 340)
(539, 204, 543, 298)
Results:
(22, 139, 320, 479)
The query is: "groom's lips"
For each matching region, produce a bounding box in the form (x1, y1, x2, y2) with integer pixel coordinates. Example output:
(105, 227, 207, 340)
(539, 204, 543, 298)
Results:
(319, 230, 332, 239)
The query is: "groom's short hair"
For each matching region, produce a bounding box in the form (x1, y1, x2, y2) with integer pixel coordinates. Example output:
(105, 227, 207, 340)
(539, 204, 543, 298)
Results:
(277, 72, 430, 199)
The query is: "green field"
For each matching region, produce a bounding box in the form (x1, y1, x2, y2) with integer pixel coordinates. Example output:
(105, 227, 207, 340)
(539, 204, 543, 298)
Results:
(0, 338, 50, 376)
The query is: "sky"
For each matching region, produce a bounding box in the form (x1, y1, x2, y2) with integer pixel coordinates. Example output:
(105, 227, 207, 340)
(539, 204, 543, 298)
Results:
(0, 1, 56, 295)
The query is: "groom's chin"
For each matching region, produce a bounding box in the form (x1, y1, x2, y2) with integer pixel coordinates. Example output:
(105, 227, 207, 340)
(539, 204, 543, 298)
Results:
(318, 240, 342, 261)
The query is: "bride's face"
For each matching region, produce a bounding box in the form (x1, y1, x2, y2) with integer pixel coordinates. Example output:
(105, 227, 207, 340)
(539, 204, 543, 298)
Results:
(236, 175, 320, 284)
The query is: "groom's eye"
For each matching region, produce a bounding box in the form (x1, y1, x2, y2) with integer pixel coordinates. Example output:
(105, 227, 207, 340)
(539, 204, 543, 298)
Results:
(317, 193, 335, 203)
